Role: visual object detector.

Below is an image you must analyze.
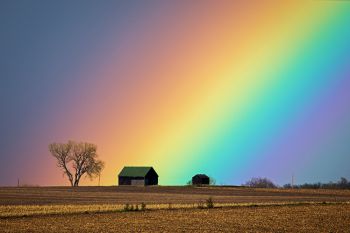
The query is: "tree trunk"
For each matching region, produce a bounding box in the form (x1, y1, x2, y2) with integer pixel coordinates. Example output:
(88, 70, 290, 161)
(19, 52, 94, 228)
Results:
(74, 178, 80, 187)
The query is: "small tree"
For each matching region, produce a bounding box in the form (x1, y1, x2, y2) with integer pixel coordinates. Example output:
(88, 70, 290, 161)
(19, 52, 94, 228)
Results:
(338, 177, 349, 189)
(49, 141, 104, 187)
(209, 177, 216, 185)
(244, 177, 277, 188)
(186, 180, 192, 186)
(283, 183, 293, 189)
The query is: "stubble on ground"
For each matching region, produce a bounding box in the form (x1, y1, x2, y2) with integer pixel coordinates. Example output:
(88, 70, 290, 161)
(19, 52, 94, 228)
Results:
(1, 204, 350, 233)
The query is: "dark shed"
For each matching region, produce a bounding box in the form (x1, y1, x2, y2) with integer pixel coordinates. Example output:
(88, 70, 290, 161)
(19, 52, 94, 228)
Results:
(118, 166, 158, 186)
(192, 174, 210, 185)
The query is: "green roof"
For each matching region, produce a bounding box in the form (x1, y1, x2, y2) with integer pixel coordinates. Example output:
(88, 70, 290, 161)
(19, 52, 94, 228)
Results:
(118, 166, 157, 177)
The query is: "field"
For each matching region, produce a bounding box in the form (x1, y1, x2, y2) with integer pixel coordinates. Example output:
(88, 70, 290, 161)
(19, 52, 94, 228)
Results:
(1, 186, 350, 232)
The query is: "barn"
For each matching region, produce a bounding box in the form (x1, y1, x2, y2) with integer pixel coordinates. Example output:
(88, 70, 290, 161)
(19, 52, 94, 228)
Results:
(118, 166, 158, 186)
(192, 174, 210, 185)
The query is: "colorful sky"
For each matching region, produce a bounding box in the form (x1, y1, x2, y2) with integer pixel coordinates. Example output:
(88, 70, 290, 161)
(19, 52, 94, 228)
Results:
(1, 1, 350, 186)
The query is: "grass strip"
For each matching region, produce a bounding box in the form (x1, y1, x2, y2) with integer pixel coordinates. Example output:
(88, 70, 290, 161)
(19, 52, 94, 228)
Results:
(1, 201, 350, 219)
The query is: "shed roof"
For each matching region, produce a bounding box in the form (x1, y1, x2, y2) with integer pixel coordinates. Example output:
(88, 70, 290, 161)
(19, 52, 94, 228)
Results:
(193, 174, 209, 179)
(118, 166, 157, 177)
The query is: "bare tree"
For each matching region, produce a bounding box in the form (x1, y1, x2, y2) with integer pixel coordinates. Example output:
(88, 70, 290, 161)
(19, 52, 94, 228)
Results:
(49, 141, 104, 187)
(338, 177, 349, 189)
(49, 141, 74, 186)
(244, 177, 277, 188)
(209, 176, 216, 185)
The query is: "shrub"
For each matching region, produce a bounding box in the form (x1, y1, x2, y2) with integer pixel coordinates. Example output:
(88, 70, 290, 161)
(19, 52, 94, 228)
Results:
(124, 203, 130, 211)
(186, 180, 192, 186)
(197, 202, 204, 209)
(141, 202, 146, 211)
(209, 177, 216, 185)
(206, 197, 214, 209)
(124, 204, 145, 212)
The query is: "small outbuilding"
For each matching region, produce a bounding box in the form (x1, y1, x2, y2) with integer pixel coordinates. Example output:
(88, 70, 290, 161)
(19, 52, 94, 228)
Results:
(118, 166, 158, 186)
(192, 174, 210, 185)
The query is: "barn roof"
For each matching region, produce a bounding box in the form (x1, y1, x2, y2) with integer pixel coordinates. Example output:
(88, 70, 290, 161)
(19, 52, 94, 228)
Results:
(118, 166, 158, 177)
(193, 174, 209, 179)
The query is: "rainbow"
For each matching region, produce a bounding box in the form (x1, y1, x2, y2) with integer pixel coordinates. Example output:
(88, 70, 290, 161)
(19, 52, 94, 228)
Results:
(2, 1, 350, 186)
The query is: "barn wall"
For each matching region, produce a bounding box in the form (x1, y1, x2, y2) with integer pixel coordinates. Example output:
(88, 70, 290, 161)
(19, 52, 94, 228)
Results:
(192, 177, 201, 185)
(192, 176, 210, 185)
(145, 176, 158, 185)
(145, 172, 158, 185)
(119, 176, 147, 186)
(118, 177, 131, 185)
(202, 177, 210, 185)
(131, 179, 145, 186)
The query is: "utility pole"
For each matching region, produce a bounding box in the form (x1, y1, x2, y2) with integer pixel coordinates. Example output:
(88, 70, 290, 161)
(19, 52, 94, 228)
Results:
(291, 174, 294, 189)
(17, 178, 20, 187)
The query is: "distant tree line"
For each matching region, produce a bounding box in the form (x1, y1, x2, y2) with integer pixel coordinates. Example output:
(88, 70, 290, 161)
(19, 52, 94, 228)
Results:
(283, 177, 350, 189)
(244, 177, 350, 189)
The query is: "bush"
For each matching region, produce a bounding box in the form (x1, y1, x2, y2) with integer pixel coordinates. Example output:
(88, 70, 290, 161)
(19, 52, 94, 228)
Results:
(124, 203, 130, 211)
(209, 177, 216, 185)
(197, 202, 204, 209)
(206, 197, 214, 209)
(186, 180, 192, 186)
(141, 202, 146, 211)
(124, 203, 146, 212)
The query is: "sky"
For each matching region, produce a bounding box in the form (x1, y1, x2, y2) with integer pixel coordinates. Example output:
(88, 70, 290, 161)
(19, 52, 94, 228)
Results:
(1, 1, 350, 186)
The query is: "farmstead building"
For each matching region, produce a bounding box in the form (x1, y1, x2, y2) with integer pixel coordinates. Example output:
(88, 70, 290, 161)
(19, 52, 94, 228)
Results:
(118, 166, 158, 186)
(192, 174, 210, 185)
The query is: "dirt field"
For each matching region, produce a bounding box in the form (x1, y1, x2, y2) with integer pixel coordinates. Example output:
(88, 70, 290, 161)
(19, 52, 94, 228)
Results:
(1, 186, 349, 205)
(1, 186, 350, 232)
(1, 204, 350, 233)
